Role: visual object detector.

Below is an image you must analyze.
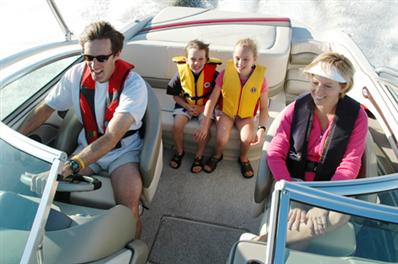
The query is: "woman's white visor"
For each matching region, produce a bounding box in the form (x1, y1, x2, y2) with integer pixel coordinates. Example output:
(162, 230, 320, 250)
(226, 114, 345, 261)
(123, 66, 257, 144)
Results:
(304, 62, 347, 83)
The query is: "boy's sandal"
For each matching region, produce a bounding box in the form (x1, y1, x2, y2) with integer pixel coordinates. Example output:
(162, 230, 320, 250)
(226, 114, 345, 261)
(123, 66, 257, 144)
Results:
(238, 158, 254, 178)
(191, 156, 203, 174)
(204, 154, 223, 173)
(169, 151, 184, 169)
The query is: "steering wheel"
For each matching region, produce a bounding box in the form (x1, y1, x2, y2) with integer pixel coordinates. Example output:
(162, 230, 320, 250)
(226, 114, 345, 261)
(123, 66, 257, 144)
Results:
(20, 172, 102, 193)
(57, 174, 102, 192)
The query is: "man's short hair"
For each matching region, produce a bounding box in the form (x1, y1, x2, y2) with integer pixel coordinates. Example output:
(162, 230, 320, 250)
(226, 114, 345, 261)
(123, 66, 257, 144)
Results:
(80, 21, 124, 54)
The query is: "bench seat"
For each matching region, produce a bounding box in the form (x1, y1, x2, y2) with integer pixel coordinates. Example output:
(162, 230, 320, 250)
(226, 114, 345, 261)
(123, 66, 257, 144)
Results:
(121, 7, 292, 160)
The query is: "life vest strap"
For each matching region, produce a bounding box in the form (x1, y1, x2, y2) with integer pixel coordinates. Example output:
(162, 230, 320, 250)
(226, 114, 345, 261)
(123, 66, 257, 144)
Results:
(94, 129, 139, 149)
(305, 161, 319, 172)
(183, 91, 212, 100)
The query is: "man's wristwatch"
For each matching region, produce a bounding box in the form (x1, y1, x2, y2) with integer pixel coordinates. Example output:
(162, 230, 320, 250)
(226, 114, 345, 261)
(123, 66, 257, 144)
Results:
(67, 159, 81, 174)
(257, 125, 266, 132)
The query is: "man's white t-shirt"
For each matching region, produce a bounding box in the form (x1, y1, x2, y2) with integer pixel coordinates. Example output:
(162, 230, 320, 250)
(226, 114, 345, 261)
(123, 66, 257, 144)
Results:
(45, 62, 148, 168)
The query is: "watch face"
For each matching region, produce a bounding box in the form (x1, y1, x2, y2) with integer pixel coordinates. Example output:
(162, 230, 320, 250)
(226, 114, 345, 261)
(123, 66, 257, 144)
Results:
(68, 160, 80, 174)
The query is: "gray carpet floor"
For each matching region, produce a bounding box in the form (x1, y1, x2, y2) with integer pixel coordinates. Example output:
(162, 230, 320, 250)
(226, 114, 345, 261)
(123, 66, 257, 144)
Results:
(141, 149, 263, 263)
(149, 216, 248, 264)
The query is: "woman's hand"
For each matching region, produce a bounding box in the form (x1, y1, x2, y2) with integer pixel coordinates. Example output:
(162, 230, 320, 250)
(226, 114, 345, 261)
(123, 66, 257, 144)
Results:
(288, 207, 307, 231)
(306, 207, 329, 236)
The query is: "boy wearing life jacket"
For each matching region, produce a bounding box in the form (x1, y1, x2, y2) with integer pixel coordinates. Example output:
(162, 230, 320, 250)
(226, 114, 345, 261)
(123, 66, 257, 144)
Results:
(167, 40, 221, 173)
(18, 21, 147, 239)
(199, 38, 269, 178)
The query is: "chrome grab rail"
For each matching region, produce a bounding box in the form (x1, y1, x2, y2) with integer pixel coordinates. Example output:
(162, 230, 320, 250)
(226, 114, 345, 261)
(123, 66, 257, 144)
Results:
(46, 0, 73, 41)
(376, 66, 398, 87)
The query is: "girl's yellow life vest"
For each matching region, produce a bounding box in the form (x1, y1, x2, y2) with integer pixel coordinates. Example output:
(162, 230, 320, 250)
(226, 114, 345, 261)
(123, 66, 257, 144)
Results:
(221, 60, 266, 118)
(172, 56, 221, 106)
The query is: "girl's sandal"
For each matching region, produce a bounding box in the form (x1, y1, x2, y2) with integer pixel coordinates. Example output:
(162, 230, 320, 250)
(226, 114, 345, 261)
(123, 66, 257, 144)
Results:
(169, 151, 184, 169)
(190, 156, 203, 173)
(203, 154, 223, 173)
(238, 158, 254, 178)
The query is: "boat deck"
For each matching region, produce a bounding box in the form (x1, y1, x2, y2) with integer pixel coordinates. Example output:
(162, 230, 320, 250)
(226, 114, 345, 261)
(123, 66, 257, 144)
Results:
(141, 149, 261, 263)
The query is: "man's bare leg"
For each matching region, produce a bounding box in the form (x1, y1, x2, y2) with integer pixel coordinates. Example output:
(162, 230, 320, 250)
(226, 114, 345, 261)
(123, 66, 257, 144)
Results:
(111, 163, 143, 239)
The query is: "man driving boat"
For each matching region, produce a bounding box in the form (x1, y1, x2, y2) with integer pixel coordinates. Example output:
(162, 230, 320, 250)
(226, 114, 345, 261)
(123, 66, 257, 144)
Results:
(18, 21, 147, 239)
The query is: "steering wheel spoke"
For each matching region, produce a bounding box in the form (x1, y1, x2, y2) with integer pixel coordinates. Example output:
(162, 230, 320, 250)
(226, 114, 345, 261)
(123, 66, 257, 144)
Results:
(20, 172, 102, 193)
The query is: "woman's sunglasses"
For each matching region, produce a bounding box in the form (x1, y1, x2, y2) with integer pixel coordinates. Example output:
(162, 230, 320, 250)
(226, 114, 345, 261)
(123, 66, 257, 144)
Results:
(83, 53, 113, 63)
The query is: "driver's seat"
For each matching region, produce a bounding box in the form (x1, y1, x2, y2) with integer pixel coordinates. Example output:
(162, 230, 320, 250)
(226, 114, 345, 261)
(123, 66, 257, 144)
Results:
(54, 82, 163, 209)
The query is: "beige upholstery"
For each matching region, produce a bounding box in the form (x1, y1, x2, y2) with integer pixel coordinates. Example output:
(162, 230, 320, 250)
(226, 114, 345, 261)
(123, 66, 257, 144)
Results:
(55, 83, 162, 208)
(121, 7, 292, 160)
(123, 7, 291, 93)
(285, 39, 328, 104)
(54, 110, 82, 155)
(227, 227, 360, 264)
(227, 240, 268, 264)
(254, 108, 286, 206)
(0, 192, 148, 264)
(44, 205, 136, 263)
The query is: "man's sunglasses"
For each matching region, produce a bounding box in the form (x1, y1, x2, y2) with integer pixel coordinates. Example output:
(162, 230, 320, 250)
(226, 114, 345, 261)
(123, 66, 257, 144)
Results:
(83, 53, 113, 62)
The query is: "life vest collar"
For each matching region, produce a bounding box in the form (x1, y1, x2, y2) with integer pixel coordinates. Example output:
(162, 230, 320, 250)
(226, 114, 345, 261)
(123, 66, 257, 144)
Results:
(172, 56, 222, 65)
(80, 60, 134, 144)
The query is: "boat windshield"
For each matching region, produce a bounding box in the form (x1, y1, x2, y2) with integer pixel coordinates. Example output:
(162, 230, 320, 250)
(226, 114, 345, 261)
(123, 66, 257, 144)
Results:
(0, 138, 50, 262)
(268, 180, 398, 264)
(281, 200, 398, 263)
(0, 123, 64, 263)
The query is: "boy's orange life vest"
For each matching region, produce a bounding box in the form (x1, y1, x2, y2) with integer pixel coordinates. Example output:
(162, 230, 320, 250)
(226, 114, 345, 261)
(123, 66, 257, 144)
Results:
(221, 60, 266, 118)
(173, 56, 221, 106)
(79, 60, 134, 144)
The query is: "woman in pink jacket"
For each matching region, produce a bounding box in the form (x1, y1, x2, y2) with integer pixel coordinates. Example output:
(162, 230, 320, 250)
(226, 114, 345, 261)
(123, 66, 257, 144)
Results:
(262, 52, 368, 247)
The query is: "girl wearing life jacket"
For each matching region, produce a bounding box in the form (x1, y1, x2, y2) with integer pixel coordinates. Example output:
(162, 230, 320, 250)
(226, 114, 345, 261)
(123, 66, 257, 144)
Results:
(167, 40, 221, 173)
(198, 38, 269, 178)
(262, 52, 368, 247)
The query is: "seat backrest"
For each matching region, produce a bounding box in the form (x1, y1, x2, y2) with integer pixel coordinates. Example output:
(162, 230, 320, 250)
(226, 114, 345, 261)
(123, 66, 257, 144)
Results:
(122, 7, 291, 96)
(140, 82, 162, 188)
(357, 131, 377, 179)
(254, 108, 285, 205)
(54, 110, 82, 156)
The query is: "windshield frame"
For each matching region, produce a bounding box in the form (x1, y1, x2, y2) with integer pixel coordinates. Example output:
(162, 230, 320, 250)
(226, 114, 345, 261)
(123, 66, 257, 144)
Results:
(266, 177, 398, 263)
(0, 122, 67, 263)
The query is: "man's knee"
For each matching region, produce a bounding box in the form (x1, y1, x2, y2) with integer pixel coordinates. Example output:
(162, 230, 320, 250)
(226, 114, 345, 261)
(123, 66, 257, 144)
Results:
(112, 163, 142, 193)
